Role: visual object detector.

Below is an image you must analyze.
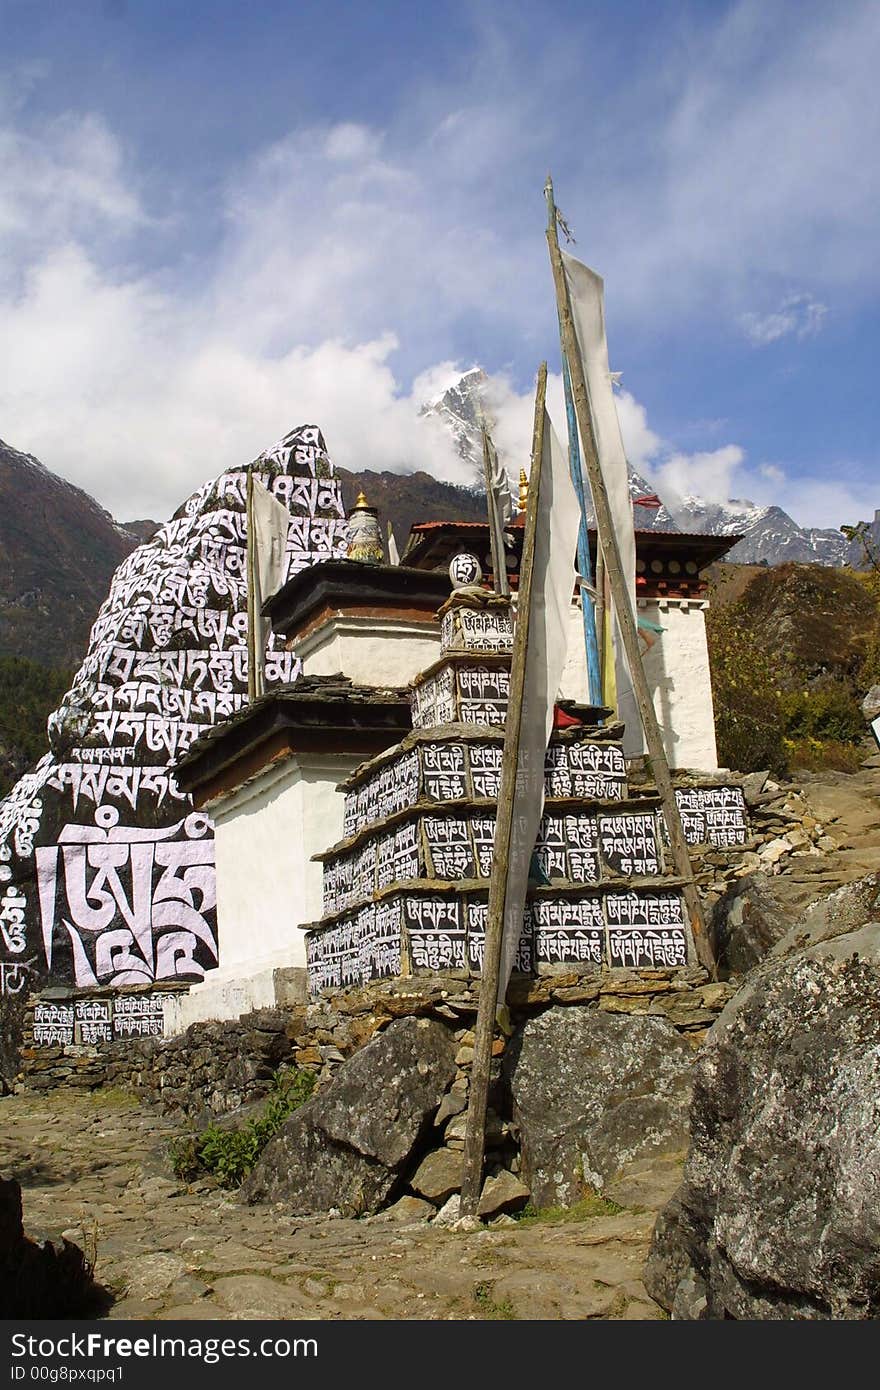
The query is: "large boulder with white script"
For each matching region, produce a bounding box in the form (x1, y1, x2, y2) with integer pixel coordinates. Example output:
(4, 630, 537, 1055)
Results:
(0, 427, 348, 1007)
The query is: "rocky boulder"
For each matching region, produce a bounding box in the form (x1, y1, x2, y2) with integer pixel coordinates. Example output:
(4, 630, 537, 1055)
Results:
(240, 1017, 456, 1216)
(0, 993, 25, 1094)
(862, 685, 880, 721)
(645, 928, 880, 1319)
(768, 873, 880, 965)
(504, 1008, 695, 1207)
(0, 1175, 103, 1317)
(708, 872, 798, 977)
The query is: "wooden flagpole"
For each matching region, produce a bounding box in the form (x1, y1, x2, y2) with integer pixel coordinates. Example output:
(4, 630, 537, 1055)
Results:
(595, 543, 608, 698)
(460, 363, 548, 1217)
(544, 177, 715, 977)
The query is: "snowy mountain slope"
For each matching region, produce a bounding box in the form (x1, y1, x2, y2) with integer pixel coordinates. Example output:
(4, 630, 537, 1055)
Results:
(421, 371, 856, 567)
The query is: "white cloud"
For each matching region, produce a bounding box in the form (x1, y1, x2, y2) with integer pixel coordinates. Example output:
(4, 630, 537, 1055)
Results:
(612, 390, 662, 472)
(1, 4, 878, 524)
(651, 446, 747, 506)
(740, 294, 828, 346)
(0, 111, 144, 271)
(770, 474, 879, 532)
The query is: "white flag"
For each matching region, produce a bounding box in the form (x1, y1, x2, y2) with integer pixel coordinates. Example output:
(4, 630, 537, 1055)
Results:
(561, 251, 640, 752)
(483, 428, 514, 597)
(247, 474, 290, 698)
(498, 410, 580, 996)
(387, 522, 400, 566)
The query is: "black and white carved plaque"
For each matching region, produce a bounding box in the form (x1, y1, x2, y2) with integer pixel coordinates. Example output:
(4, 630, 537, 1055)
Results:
(411, 667, 456, 730)
(354, 840, 377, 904)
(564, 813, 601, 883)
(466, 899, 532, 974)
(532, 896, 604, 967)
(376, 832, 398, 891)
(368, 900, 402, 981)
(675, 786, 748, 848)
(471, 817, 496, 878)
(458, 665, 509, 727)
(32, 1001, 75, 1046)
(423, 817, 476, 880)
(535, 814, 567, 880)
(422, 742, 467, 801)
(74, 997, 112, 1045)
(606, 890, 687, 968)
(385, 750, 420, 818)
(599, 811, 661, 876)
(546, 741, 627, 800)
(394, 821, 421, 883)
(469, 742, 502, 799)
(404, 895, 465, 971)
(112, 992, 167, 1040)
(441, 607, 513, 653)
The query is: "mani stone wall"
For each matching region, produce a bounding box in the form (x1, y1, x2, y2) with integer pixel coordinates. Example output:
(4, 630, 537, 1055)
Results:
(13, 968, 735, 1118)
(0, 425, 348, 1005)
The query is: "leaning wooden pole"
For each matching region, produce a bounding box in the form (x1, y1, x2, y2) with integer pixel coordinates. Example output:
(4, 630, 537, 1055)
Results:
(544, 179, 715, 976)
(460, 364, 548, 1216)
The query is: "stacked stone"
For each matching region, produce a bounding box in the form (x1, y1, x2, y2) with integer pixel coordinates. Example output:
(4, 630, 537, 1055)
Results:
(305, 591, 694, 996)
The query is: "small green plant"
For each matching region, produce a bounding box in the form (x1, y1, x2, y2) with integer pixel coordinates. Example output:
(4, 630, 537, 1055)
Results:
(169, 1066, 315, 1188)
(472, 1281, 517, 1320)
(514, 1192, 623, 1226)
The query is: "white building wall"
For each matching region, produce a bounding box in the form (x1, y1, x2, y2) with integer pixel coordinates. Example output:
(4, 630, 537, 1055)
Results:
(300, 601, 720, 769)
(558, 598, 719, 771)
(164, 751, 359, 1034)
(296, 616, 440, 686)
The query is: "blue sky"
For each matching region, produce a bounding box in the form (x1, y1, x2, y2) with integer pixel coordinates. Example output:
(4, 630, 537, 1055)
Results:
(1, 0, 878, 527)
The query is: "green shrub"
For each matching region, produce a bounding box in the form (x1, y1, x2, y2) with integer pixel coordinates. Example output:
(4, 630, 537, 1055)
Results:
(780, 685, 866, 744)
(169, 1065, 315, 1188)
(706, 603, 789, 775)
(782, 736, 866, 774)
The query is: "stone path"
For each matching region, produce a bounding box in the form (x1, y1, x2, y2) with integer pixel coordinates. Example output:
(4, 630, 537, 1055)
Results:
(1, 1090, 671, 1321)
(798, 754, 880, 881)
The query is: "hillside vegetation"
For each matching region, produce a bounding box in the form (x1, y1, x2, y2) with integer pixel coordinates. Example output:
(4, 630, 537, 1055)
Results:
(706, 562, 880, 775)
(0, 657, 71, 798)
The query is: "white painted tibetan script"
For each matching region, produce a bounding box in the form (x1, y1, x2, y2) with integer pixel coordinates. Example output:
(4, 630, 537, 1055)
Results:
(0, 425, 348, 997)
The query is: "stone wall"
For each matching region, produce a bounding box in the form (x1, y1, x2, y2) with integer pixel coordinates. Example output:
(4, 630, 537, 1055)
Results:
(13, 966, 735, 1119)
(9, 767, 839, 1110)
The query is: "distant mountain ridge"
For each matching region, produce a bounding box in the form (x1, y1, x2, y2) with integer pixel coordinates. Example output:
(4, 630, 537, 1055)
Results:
(0, 436, 488, 675)
(0, 438, 152, 669)
(423, 371, 869, 569)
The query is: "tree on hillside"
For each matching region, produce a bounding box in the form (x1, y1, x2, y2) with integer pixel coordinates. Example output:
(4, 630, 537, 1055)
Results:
(0, 658, 71, 799)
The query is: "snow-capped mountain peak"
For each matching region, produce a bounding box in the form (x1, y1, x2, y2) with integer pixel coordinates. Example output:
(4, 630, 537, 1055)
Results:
(420, 371, 856, 568)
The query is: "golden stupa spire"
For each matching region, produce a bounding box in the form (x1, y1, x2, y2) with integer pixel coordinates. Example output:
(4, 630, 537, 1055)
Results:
(518, 468, 529, 513)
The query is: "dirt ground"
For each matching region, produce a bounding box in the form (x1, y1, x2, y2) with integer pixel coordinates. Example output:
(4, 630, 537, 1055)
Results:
(6, 755, 879, 1322)
(1, 1089, 676, 1321)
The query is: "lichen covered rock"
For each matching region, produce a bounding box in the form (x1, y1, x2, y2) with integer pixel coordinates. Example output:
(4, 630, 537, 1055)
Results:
(240, 1017, 457, 1215)
(505, 1007, 695, 1207)
(645, 927, 880, 1318)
